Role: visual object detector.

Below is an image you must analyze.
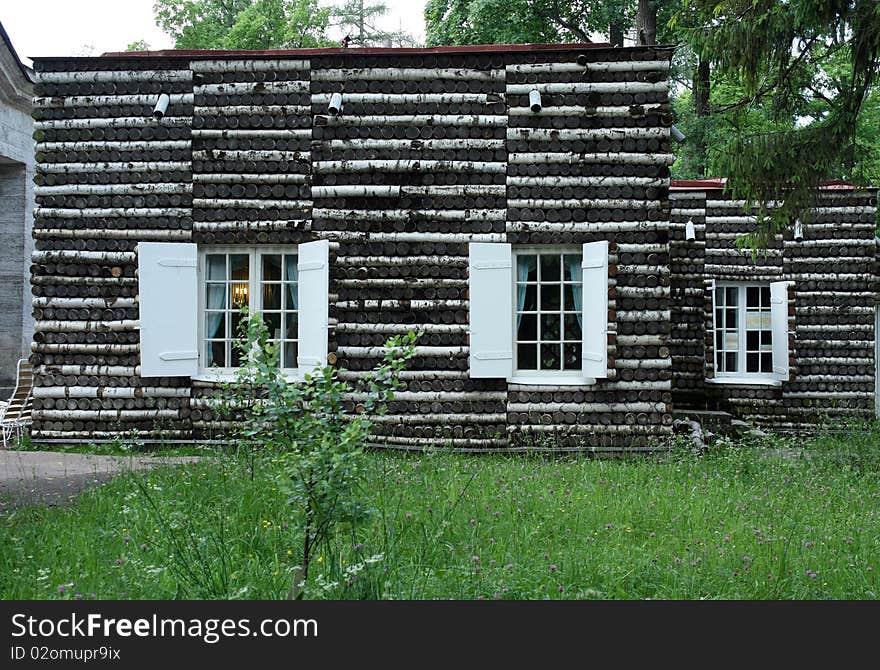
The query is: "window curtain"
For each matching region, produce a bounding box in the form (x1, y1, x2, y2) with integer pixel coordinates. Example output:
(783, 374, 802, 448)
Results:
(516, 255, 537, 328)
(285, 255, 298, 310)
(206, 286, 225, 338)
(567, 256, 583, 328)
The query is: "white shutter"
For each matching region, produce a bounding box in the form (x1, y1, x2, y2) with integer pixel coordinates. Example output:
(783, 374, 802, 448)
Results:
(468, 242, 513, 378)
(707, 278, 717, 377)
(137, 242, 198, 377)
(582, 240, 609, 379)
(770, 280, 791, 379)
(297, 239, 330, 374)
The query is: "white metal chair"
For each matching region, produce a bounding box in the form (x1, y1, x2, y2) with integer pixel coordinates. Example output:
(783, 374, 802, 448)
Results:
(1, 359, 33, 448)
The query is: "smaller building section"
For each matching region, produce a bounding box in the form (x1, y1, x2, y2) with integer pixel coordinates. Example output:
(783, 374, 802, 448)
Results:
(670, 180, 879, 428)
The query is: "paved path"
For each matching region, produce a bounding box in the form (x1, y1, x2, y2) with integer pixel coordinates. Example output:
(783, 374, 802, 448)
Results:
(0, 450, 200, 511)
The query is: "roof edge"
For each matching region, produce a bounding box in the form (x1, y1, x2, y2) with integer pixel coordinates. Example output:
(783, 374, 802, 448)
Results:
(73, 42, 677, 61)
(670, 178, 874, 192)
(0, 21, 33, 83)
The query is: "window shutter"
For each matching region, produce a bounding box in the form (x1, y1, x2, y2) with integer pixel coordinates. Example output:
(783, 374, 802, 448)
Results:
(770, 280, 791, 379)
(468, 242, 513, 378)
(297, 239, 330, 374)
(581, 241, 609, 379)
(137, 242, 198, 377)
(706, 278, 716, 378)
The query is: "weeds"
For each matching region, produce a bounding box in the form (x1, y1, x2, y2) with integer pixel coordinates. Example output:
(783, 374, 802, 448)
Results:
(1, 429, 877, 600)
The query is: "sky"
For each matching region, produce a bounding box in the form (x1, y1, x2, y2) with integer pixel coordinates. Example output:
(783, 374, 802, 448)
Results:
(1, 0, 428, 66)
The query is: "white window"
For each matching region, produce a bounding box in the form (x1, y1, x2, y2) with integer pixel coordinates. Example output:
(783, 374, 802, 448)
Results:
(514, 247, 583, 375)
(200, 246, 299, 373)
(712, 281, 791, 384)
(139, 240, 328, 380)
(468, 241, 608, 384)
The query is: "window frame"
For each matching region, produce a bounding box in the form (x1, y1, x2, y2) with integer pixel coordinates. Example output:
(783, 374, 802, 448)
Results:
(710, 280, 781, 386)
(510, 245, 594, 385)
(195, 244, 301, 381)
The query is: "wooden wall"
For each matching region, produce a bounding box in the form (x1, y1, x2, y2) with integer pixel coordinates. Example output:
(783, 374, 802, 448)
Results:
(30, 46, 680, 449)
(670, 187, 879, 428)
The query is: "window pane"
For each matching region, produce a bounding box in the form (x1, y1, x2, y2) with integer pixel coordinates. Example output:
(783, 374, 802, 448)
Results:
(715, 287, 725, 306)
(563, 342, 581, 370)
(746, 352, 759, 373)
(284, 254, 298, 282)
(517, 343, 537, 369)
(285, 281, 298, 311)
(284, 341, 298, 369)
(205, 311, 226, 339)
(230, 254, 249, 281)
(715, 308, 723, 327)
(263, 283, 281, 311)
(761, 352, 773, 372)
(540, 343, 561, 370)
(724, 332, 739, 349)
(540, 314, 560, 341)
(726, 287, 738, 305)
(206, 341, 225, 368)
(726, 309, 738, 328)
(715, 331, 723, 349)
(746, 312, 762, 329)
(231, 282, 249, 309)
(517, 254, 538, 282)
(264, 312, 282, 339)
(231, 343, 243, 368)
(563, 283, 581, 310)
(231, 310, 244, 338)
(563, 254, 581, 282)
(761, 313, 772, 330)
(284, 312, 298, 340)
(206, 254, 226, 280)
(519, 284, 537, 311)
(517, 314, 537, 341)
(761, 286, 771, 306)
(747, 286, 759, 307)
(761, 331, 772, 346)
(206, 283, 226, 310)
(564, 314, 582, 341)
(725, 352, 738, 372)
(540, 254, 561, 282)
(747, 331, 759, 350)
(262, 254, 282, 282)
(540, 284, 561, 310)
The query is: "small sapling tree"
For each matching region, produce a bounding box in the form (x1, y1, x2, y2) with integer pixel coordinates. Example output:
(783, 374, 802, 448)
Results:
(223, 310, 418, 597)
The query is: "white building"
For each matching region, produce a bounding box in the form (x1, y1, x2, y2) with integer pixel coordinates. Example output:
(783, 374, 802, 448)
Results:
(0, 22, 33, 392)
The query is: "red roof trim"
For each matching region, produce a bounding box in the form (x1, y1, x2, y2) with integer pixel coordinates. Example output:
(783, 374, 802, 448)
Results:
(670, 178, 861, 191)
(98, 42, 623, 59)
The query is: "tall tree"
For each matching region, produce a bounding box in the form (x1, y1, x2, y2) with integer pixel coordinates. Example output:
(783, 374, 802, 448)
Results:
(424, 0, 635, 46)
(332, 0, 417, 47)
(682, 0, 880, 245)
(153, 0, 332, 49)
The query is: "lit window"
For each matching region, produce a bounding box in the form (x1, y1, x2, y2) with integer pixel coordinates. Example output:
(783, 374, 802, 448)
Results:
(714, 283, 773, 375)
(200, 247, 299, 371)
(514, 248, 583, 374)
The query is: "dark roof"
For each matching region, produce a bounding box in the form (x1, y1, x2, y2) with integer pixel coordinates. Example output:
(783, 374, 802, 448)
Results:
(0, 21, 33, 83)
(97, 42, 669, 59)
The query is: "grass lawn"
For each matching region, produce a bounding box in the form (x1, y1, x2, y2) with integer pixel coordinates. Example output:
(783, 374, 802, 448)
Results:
(1, 429, 878, 600)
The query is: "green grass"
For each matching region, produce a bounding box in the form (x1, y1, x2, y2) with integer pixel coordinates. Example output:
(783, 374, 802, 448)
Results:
(1, 430, 879, 600)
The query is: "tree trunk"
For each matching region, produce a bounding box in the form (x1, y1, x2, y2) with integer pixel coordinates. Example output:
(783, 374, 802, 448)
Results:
(694, 56, 711, 177)
(610, 22, 625, 47)
(636, 0, 657, 45)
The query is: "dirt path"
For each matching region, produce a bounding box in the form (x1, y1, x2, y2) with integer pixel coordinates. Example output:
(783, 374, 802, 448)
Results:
(0, 450, 200, 511)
